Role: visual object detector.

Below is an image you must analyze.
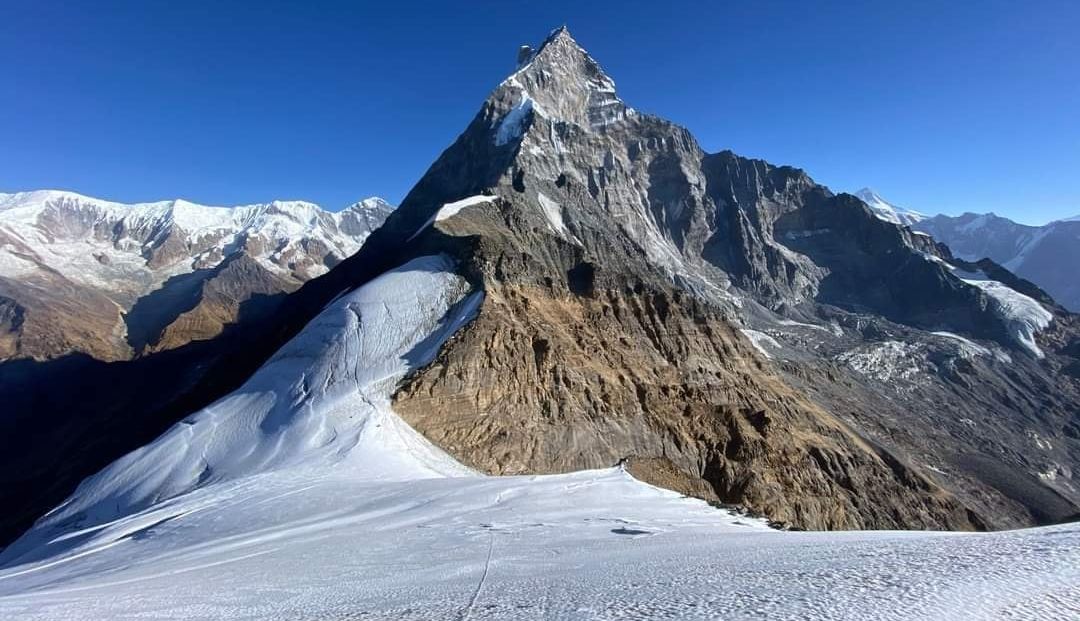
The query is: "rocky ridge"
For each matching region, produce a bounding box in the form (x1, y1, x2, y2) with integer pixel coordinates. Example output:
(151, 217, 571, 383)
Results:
(0, 190, 392, 360)
(381, 28, 1080, 529)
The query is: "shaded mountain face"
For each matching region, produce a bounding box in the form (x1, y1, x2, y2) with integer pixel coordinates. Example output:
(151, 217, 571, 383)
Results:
(910, 210, 1080, 313)
(3, 28, 1078, 544)
(0, 191, 393, 361)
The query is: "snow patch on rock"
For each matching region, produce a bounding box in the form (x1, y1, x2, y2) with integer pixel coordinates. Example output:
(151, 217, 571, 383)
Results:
(494, 93, 539, 146)
(854, 188, 927, 226)
(407, 195, 498, 241)
(536, 192, 570, 238)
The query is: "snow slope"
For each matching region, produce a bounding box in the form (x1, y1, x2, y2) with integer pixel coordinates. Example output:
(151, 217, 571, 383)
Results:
(911, 210, 1080, 312)
(1, 255, 1077, 620)
(0, 254, 481, 562)
(2, 468, 1077, 620)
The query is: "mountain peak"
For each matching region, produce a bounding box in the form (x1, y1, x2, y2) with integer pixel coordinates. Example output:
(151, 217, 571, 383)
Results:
(855, 187, 883, 202)
(854, 187, 927, 226)
(491, 27, 629, 142)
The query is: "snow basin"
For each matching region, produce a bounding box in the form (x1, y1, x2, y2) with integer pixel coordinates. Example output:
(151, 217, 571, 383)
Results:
(0, 255, 1077, 620)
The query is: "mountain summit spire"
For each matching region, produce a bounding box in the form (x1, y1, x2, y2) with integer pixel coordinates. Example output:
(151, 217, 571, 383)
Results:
(491, 26, 630, 141)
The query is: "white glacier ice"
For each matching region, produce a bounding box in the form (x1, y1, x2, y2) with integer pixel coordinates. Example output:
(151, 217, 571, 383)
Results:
(961, 278, 1053, 357)
(494, 93, 537, 146)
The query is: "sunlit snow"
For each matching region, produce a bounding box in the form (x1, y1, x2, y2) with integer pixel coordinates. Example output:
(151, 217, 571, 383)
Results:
(0, 255, 1076, 620)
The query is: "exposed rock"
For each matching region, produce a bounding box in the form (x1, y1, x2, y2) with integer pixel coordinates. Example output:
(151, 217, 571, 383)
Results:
(146, 254, 294, 353)
(395, 274, 974, 529)
(385, 27, 1078, 529)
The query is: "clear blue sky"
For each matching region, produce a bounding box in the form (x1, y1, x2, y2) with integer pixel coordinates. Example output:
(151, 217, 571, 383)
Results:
(2, 1, 1077, 224)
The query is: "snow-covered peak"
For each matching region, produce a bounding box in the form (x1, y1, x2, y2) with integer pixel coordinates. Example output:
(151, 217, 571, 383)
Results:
(347, 196, 394, 213)
(854, 188, 927, 226)
(0, 189, 391, 242)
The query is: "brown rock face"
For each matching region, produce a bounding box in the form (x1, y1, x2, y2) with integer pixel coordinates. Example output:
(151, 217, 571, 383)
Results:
(146, 254, 295, 353)
(394, 200, 976, 531)
(0, 276, 131, 362)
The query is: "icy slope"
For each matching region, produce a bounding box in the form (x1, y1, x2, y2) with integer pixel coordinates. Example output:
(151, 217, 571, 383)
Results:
(0, 254, 480, 563)
(0, 255, 1077, 620)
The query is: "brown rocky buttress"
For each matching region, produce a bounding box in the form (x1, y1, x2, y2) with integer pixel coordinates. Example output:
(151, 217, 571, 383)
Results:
(393, 197, 978, 531)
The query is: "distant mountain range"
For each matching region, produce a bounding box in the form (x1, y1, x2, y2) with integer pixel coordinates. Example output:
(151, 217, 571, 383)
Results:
(0, 190, 393, 361)
(855, 188, 1080, 312)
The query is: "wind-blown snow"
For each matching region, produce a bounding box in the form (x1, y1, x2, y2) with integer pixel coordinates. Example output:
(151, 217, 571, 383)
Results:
(1, 475, 1077, 620)
(0, 255, 1077, 618)
(0, 254, 481, 563)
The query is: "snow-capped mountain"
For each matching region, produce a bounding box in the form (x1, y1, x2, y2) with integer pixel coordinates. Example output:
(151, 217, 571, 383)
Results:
(854, 188, 927, 226)
(852, 190, 1080, 313)
(0, 190, 393, 360)
(915, 213, 1080, 312)
(3, 30, 1080, 614)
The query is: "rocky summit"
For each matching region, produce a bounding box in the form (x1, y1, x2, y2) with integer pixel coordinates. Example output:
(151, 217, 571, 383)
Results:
(2, 28, 1078, 547)
(377, 27, 1080, 530)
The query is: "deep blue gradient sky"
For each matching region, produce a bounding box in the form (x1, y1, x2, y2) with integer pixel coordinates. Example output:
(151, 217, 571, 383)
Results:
(2, 1, 1077, 224)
